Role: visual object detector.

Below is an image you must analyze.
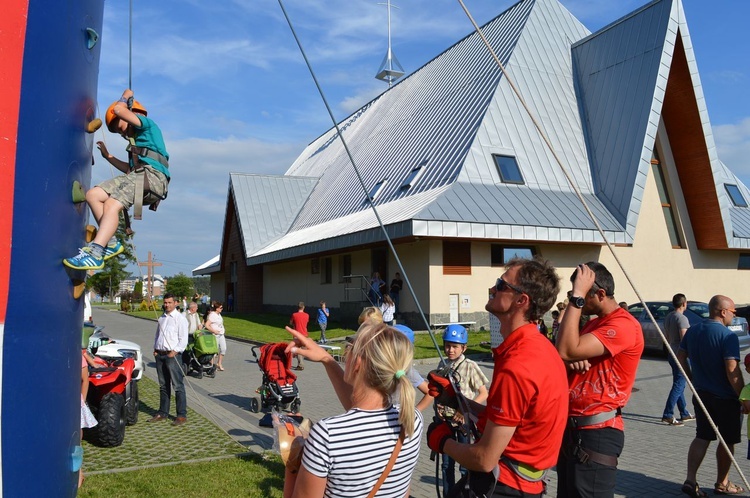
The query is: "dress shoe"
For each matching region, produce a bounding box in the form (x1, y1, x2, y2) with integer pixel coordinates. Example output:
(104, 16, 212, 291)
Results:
(148, 413, 168, 422)
(172, 416, 187, 426)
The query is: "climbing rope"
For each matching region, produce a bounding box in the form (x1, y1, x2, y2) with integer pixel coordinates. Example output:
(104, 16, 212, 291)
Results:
(456, 0, 749, 490)
(277, 0, 445, 365)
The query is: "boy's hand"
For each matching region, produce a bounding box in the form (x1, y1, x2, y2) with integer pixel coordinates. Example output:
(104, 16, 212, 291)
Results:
(96, 141, 111, 159)
(122, 89, 134, 99)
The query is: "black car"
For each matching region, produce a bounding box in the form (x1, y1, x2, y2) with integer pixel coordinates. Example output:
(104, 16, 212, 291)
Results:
(627, 301, 750, 354)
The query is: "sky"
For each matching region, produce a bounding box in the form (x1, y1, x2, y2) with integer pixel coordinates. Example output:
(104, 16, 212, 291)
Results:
(92, 0, 750, 279)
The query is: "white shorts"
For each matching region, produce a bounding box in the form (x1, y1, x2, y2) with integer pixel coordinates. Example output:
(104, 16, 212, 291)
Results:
(216, 334, 226, 355)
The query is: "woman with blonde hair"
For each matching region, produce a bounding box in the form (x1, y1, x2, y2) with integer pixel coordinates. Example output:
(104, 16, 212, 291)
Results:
(284, 322, 423, 497)
(358, 306, 383, 325)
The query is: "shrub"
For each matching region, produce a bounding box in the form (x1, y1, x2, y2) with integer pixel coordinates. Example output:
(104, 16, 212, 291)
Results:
(139, 300, 159, 312)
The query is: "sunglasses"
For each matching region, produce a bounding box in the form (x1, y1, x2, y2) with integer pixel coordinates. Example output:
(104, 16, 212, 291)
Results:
(721, 308, 737, 315)
(495, 278, 526, 296)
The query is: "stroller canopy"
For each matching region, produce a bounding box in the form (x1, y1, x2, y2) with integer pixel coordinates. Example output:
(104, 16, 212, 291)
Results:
(259, 342, 297, 385)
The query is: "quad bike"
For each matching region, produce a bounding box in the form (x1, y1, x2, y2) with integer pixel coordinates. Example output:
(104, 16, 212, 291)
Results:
(85, 330, 139, 447)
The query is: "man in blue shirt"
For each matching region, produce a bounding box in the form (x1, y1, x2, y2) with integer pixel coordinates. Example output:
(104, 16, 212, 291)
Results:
(678, 295, 744, 497)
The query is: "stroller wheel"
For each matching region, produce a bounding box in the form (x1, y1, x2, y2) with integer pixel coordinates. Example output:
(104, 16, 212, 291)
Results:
(181, 361, 189, 376)
(197, 369, 203, 379)
(250, 397, 260, 413)
(291, 399, 301, 413)
(207, 369, 216, 378)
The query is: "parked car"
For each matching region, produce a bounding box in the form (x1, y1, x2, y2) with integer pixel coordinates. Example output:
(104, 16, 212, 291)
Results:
(628, 301, 750, 354)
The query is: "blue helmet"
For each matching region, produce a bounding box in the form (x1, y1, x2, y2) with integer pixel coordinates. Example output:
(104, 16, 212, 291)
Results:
(393, 324, 415, 344)
(443, 324, 468, 344)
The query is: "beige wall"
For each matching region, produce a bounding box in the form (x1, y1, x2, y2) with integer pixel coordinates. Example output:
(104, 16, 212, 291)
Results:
(388, 240, 431, 315)
(597, 148, 749, 306)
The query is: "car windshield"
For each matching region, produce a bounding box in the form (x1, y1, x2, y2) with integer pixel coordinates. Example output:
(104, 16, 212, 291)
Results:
(628, 304, 644, 319)
(687, 302, 709, 319)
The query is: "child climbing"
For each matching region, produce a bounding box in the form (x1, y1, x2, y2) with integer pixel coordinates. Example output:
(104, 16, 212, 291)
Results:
(63, 89, 169, 270)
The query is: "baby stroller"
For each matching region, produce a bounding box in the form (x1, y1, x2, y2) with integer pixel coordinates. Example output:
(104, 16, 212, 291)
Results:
(250, 342, 301, 414)
(181, 330, 218, 379)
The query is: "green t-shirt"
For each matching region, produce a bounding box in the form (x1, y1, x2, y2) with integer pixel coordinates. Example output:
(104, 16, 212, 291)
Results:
(739, 383, 750, 436)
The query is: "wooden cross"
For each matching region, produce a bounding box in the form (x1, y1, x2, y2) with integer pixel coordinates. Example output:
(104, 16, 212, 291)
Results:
(139, 251, 162, 302)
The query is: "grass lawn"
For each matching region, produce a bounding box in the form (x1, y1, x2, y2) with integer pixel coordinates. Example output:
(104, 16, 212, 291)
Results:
(115, 310, 491, 360)
(79, 453, 285, 497)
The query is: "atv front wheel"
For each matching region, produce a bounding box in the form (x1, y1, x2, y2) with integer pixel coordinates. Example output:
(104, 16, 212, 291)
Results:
(125, 380, 139, 425)
(94, 392, 126, 447)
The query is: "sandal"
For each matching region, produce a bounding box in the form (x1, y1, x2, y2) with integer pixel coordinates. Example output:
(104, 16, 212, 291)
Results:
(714, 481, 744, 495)
(681, 480, 707, 498)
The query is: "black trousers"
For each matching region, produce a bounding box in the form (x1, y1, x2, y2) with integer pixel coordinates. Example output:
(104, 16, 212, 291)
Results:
(556, 427, 623, 498)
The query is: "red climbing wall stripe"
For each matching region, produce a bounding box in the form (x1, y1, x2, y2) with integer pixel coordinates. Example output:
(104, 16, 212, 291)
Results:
(0, 1, 29, 323)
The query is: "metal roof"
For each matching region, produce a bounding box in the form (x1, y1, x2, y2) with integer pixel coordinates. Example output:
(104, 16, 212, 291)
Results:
(229, 173, 319, 256)
(194, 0, 750, 271)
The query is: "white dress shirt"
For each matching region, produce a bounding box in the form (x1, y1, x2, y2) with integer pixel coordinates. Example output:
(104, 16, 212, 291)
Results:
(154, 308, 189, 353)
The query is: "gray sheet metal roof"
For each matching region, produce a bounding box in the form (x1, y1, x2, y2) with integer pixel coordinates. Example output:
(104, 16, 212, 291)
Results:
(572, 0, 674, 234)
(228, 173, 319, 258)
(418, 182, 625, 240)
(284, 0, 536, 231)
(193, 255, 220, 276)
(225, 0, 750, 268)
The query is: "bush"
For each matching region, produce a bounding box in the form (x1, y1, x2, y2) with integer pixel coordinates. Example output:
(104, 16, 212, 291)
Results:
(139, 300, 159, 312)
(120, 300, 131, 312)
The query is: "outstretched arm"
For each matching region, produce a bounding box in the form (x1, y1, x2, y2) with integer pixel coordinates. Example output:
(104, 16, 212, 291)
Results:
(285, 326, 353, 410)
(96, 141, 130, 174)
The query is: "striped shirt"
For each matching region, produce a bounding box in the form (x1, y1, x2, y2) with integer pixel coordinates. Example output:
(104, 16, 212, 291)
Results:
(302, 406, 423, 497)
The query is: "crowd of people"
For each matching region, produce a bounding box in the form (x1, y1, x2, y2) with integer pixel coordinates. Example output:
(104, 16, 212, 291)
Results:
(116, 257, 748, 498)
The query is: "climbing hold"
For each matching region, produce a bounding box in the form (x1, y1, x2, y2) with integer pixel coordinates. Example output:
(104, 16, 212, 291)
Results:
(85, 28, 99, 50)
(86, 225, 97, 243)
(87, 118, 102, 133)
(72, 279, 86, 299)
(72, 181, 86, 203)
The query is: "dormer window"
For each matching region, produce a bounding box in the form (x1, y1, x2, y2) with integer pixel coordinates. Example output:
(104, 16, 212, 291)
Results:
(401, 160, 426, 189)
(368, 179, 387, 201)
(725, 184, 748, 207)
(493, 154, 524, 185)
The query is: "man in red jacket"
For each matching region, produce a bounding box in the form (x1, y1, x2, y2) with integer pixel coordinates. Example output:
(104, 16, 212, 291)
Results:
(427, 257, 569, 497)
(555, 262, 644, 497)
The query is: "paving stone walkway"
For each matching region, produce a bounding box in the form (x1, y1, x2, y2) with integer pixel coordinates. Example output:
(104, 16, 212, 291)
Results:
(95, 310, 750, 497)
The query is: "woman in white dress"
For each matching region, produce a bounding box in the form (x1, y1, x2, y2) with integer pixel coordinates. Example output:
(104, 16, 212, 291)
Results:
(204, 301, 226, 371)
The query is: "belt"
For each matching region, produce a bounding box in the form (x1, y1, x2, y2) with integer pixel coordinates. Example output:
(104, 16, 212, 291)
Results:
(569, 408, 621, 429)
(155, 350, 171, 355)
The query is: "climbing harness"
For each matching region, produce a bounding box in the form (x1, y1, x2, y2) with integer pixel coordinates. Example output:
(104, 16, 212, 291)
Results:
(125, 137, 169, 220)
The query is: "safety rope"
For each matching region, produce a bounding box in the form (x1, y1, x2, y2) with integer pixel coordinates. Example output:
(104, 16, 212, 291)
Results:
(276, 0, 445, 365)
(128, 0, 133, 90)
(457, 0, 749, 490)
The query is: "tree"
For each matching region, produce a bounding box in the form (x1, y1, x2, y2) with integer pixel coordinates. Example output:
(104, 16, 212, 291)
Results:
(87, 257, 129, 301)
(166, 273, 194, 299)
(193, 276, 210, 295)
(134, 280, 143, 298)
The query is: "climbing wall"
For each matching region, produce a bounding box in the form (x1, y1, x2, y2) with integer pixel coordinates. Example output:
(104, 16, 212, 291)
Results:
(0, 0, 104, 495)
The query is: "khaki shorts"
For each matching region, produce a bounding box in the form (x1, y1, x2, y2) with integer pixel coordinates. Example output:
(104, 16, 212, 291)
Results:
(98, 167, 168, 210)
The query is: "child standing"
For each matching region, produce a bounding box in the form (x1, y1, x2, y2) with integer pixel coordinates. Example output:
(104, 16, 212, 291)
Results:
(317, 301, 329, 344)
(437, 324, 489, 496)
(64, 89, 169, 270)
(739, 354, 750, 459)
(380, 294, 395, 325)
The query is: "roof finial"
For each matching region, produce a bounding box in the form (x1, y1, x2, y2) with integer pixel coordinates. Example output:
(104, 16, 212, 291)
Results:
(375, 0, 405, 88)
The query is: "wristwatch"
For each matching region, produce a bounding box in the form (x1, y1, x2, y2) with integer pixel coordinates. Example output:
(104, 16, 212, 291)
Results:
(570, 296, 585, 308)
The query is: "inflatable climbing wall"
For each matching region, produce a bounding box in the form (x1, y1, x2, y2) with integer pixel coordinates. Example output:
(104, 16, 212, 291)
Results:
(0, 0, 104, 495)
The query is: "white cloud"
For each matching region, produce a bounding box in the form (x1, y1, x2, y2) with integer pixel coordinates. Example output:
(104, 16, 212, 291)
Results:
(714, 118, 750, 185)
